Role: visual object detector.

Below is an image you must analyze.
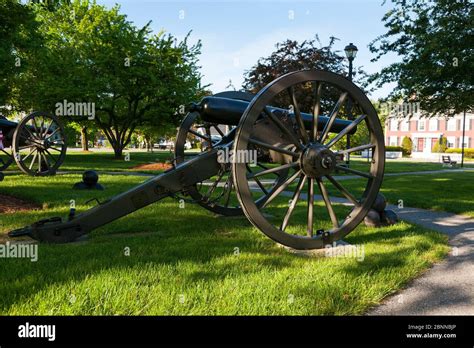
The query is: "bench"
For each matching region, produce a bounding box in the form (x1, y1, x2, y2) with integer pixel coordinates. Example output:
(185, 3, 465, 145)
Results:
(442, 155, 457, 168)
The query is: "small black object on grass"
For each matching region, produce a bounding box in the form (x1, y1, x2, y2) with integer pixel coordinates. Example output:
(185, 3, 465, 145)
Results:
(0, 172, 4, 182)
(364, 193, 399, 227)
(73, 170, 104, 190)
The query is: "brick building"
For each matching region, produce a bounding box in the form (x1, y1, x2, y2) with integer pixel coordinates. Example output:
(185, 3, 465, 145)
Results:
(385, 112, 474, 155)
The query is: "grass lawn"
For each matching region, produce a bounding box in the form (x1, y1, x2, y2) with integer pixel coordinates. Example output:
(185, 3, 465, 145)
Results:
(2, 150, 174, 174)
(346, 157, 473, 174)
(0, 174, 448, 315)
(340, 172, 474, 218)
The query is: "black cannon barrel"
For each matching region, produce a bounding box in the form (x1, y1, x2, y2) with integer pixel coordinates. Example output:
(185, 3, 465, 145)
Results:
(197, 96, 356, 135)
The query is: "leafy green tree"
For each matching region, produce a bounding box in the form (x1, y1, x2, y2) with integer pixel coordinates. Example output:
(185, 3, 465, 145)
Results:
(401, 136, 413, 156)
(243, 36, 372, 117)
(0, 0, 41, 111)
(369, 0, 473, 116)
(433, 136, 448, 153)
(16, 0, 203, 158)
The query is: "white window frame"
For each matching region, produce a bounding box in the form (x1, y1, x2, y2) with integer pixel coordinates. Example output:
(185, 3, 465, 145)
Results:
(447, 136, 456, 148)
(401, 120, 409, 131)
(417, 119, 425, 131)
(428, 118, 438, 131)
(447, 118, 456, 131)
(460, 136, 470, 148)
(390, 119, 399, 131)
(389, 136, 398, 147)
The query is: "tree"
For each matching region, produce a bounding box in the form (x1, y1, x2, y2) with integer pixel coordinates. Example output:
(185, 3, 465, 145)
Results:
(0, 0, 40, 110)
(401, 136, 413, 156)
(15, 1, 203, 158)
(432, 136, 448, 153)
(243, 36, 371, 118)
(369, 0, 473, 116)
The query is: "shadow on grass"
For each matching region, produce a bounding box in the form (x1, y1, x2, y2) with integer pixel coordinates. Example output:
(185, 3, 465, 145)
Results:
(0, 203, 447, 315)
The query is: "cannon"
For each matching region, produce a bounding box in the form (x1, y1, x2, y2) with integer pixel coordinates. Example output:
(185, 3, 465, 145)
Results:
(8, 70, 385, 250)
(0, 111, 67, 176)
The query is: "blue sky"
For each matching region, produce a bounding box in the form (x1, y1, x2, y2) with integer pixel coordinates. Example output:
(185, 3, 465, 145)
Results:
(96, 0, 399, 99)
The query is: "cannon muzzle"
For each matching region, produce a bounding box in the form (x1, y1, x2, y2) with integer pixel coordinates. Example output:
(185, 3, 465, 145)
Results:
(196, 96, 357, 135)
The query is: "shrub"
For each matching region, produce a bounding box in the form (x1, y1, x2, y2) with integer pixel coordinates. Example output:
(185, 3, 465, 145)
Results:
(445, 148, 474, 158)
(401, 136, 413, 156)
(385, 146, 404, 152)
(432, 136, 448, 153)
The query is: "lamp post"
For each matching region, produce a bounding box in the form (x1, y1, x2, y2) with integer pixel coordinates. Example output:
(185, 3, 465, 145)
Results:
(344, 43, 358, 166)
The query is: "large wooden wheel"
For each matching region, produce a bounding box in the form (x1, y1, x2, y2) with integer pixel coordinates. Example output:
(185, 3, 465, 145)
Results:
(12, 111, 67, 176)
(175, 91, 289, 216)
(232, 70, 385, 250)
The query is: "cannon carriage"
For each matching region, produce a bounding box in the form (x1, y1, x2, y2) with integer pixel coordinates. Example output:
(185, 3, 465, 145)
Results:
(0, 111, 67, 178)
(8, 70, 385, 250)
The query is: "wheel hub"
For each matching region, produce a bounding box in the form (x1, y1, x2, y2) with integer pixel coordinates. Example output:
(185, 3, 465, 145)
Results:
(300, 143, 336, 178)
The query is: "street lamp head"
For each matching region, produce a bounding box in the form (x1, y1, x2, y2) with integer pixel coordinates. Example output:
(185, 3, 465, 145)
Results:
(344, 42, 358, 60)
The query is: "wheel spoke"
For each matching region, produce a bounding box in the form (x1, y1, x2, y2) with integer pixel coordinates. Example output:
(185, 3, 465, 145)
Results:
(43, 148, 58, 165)
(28, 151, 38, 170)
(247, 162, 298, 179)
(335, 143, 375, 156)
(37, 150, 42, 172)
(326, 114, 367, 148)
(223, 174, 234, 207)
(247, 164, 269, 195)
(262, 169, 302, 208)
(38, 117, 45, 139)
(280, 174, 306, 232)
(40, 151, 50, 170)
(31, 118, 41, 138)
(212, 125, 225, 137)
(49, 146, 63, 152)
(18, 144, 36, 150)
(188, 129, 211, 143)
(316, 178, 339, 228)
(334, 165, 375, 179)
(22, 147, 37, 162)
(44, 127, 60, 140)
(325, 175, 359, 206)
(248, 138, 299, 158)
(307, 177, 314, 237)
(264, 107, 303, 150)
(204, 170, 225, 200)
(205, 126, 213, 149)
(311, 81, 322, 142)
(42, 119, 54, 139)
(287, 87, 309, 144)
(23, 127, 40, 142)
(319, 92, 348, 144)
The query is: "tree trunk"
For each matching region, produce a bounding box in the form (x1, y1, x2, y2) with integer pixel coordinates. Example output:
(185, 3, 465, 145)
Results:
(81, 126, 89, 151)
(113, 143, 123, 159)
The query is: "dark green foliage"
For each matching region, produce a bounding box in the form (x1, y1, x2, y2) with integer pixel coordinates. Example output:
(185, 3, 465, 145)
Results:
(369, 0, 473, 116)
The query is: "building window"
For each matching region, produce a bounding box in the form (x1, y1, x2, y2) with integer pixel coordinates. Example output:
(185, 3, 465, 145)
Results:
(462, 117, 471, 131)
(429, 118, 438, 131)
(389, 136, 398, 146)
(460, 137, 470, 148)
(447, 136, 456, 148)
(417, 119, 425, 131)
(389, 119, 399, 131)
(447, 118, 456, 131)
(401, 120, 409, 131)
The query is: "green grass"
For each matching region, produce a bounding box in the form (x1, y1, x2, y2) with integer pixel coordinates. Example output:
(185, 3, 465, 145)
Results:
(344, 157, 473, 174)
(2, 150, 173, 174)
(328, 172, 474, 218)
(0, 174, 449, 315)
